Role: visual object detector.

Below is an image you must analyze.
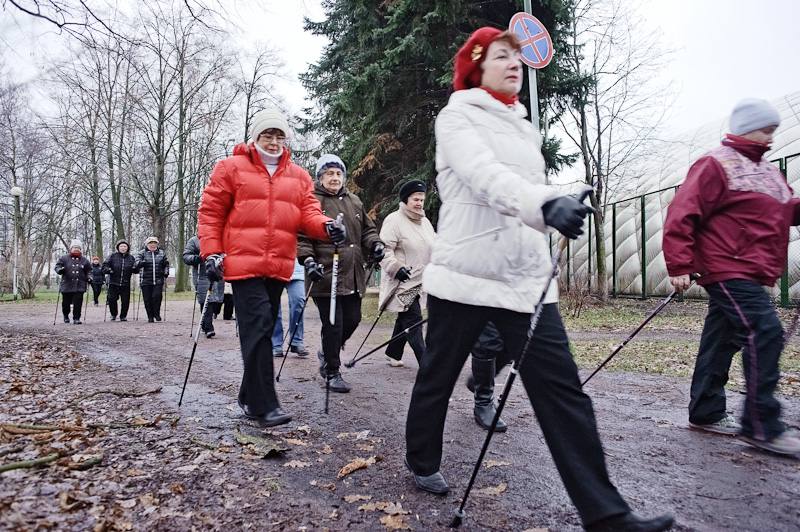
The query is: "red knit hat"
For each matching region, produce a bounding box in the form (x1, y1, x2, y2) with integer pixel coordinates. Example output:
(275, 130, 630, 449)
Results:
(453, 27, 508, 91)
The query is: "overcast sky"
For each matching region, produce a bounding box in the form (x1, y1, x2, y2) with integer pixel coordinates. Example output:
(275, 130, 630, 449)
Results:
(2, 0, 798, 133)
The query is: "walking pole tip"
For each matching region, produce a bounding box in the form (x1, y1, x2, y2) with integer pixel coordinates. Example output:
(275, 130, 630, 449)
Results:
(449, 509, 465, 528)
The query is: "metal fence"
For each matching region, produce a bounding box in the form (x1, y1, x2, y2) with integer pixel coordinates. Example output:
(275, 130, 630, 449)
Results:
(560, 152, 800, 306)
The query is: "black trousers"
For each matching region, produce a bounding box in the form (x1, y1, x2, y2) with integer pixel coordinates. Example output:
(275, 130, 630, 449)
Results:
(405, 296, 629, 526)
(472, 321, 512, 365)
(223, 293, 234, 320)
(313, 294, 362, 372)
(91, 282, 102, 304)
(141, 284, 163, 320)
(385, 296, 425, 362)
(232, 277, 284, 414)
(197, 296, 214, 332)
(107, 284, 131, 319)
(62, 292, 84, 319)
(690, 279, 784, 440)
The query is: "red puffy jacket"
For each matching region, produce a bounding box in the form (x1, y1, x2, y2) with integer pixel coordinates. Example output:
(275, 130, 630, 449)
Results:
(663, 134, 800, 287)
(198, 143, 331, 281)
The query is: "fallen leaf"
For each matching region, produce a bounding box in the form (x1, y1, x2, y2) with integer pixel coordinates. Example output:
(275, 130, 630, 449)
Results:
(356, 443, 375, 452)
(59, 491, 89, 511)
(338, 456, 377, 479)
(359, 501, 387, 512)
(380, 514, 411, 530)
(521, 528, 549, 532)
(235, 430, 288, 458)
(484, 460, 511, 469)
(170, 483, 185, 494)
(344, 494, 372, 503)
(174, 464, 198, 473)
(382, 502, 410, 515)
(118, 498, 136, 509)
(296, 425, 311, 434)
(474, 482, 507, 496)
(284, 460, 311, 468)
(284, 438, 308, 446)
(310, 480, 336, 491)
(319, 444, 333, 454)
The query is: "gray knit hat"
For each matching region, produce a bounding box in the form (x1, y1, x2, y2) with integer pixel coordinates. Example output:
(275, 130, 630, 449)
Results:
(315, 153, 347, 181)
(69, 239, 83, 251)
(249, 108, 291, 143)
(729, 98, 781, 135)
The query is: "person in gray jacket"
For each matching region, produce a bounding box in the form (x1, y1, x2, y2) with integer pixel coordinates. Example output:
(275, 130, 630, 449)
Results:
(183, 235, 224, 338)
(54, 239, 92, 324)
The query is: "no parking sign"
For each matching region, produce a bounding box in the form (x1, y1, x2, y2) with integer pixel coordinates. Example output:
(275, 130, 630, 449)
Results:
(509, 12, 553, 69)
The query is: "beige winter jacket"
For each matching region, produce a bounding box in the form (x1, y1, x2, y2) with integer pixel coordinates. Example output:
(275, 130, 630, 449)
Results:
(378, 202, 436, 312)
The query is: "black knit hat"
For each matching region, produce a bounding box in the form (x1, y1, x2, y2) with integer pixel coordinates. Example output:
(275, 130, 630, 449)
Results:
(399, 180, 427, 203)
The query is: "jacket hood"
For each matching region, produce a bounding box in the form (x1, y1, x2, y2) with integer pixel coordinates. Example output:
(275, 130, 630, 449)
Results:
(115, 239, 130, 252)
(315, 153, 347, 183)
(722, 134, 771, 162)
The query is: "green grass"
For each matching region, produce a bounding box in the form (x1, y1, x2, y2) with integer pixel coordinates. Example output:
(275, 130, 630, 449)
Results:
(0, 286, 199, 303)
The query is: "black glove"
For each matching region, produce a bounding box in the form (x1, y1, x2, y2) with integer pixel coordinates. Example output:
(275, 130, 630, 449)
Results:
(324, 217, 347, 246)
(102, 265, 112, 275)
(187, 254, 201, 266)
(54, 265, 65, 275)
(205, 254, 223, 283)
(304, 257, 324, 282)
(370, 242, 385, 263)
(541, 194, 594, 240)
(394, 266, 412, 282)
(163, 268, 170, 279)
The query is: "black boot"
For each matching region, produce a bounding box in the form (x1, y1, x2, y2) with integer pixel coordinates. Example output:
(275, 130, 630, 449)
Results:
(585, 512, 674, 532)
(325, 371, 352, 393)
(472, 357, 507, 432)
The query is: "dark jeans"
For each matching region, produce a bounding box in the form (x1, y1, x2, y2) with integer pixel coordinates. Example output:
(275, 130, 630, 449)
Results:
(405, 296, 630, 526)
(272, 279, 306, 351)
(107, 284, 131, 319)
(313, 294, 362, 372)
(232, 277, 284, 414)
(91, 282, 102, 304)
(385, 296, 425, 362)
(690, 279, 784, 440)
(198, 297, 214, 333)
(141, 284, 163, 320)
(223, 293, 234, 320)
(62, 292, 84, 320)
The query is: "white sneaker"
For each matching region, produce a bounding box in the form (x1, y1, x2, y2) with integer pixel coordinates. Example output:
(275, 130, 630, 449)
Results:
(740, 429, 800, 456)
(385, 355, 404, 367)
(689, 414, 741, 435)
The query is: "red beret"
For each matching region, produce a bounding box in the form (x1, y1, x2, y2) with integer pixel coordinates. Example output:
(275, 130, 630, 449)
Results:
(452, 27, 504, 91)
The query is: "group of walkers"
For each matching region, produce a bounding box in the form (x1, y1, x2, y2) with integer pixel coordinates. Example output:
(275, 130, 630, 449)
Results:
(49, 24, 800, 532)
(54, 237, 170, 324)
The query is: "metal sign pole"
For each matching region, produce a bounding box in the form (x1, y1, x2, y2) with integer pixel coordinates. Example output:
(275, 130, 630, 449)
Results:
(524, 0, 540, 128)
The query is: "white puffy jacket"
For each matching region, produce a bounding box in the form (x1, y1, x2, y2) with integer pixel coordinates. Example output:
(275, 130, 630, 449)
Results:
(423, 88, 563, 313)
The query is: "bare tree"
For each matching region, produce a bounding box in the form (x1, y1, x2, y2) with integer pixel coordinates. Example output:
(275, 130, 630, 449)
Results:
(551, 0, 673, 300)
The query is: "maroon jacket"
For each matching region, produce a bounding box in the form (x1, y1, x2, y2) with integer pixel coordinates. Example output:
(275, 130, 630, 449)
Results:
(663, 134, 800, 287)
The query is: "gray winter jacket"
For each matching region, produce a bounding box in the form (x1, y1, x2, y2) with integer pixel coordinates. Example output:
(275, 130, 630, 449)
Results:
(182, 236, 223, 304)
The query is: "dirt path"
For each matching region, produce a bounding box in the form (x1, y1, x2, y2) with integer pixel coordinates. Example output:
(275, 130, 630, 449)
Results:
(1, 298, 799, 531)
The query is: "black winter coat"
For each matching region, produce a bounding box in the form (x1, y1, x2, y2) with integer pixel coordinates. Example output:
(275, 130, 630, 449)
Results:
(55, 254, 92, 293)
(91, 264, 105, 285)
(136, 248, 169, 286)
(102, 252, 138, 286)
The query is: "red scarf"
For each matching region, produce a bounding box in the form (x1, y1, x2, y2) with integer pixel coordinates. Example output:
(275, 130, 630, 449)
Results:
(480, 86, 518, 106)
(723, 133, 770, 162)
(70, 251, 82, 258)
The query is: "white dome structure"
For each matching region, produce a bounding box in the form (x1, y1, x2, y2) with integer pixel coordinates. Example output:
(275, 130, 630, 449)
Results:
(564, 91, 800, 303)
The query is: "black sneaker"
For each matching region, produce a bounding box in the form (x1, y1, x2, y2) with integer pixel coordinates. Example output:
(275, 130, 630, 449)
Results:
(273, 350, 285, 358)
(155, 315, 162, 322)
(205, 330, 216, 339)
(325, 372, 351, 393)
(148, 317, 155, 323)
(73, 319, 82, 325)
(120, 317, 127, 322)
(111, 316, 117, 321)
(63, 317, 70, 324)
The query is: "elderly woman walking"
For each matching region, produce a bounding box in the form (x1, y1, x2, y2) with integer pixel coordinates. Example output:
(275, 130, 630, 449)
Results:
(378, 180, 434, 366)
(135, 236, 170, 323)
(54, 239, 92, 324)
(183, 234, 224, 338)
(297, 154, 385, 393)
(402, 27, 673, 532)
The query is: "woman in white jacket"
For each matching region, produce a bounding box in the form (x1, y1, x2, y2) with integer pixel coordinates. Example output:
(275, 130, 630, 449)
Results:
(378, 180, 435, 366)
(403, 27, 673, 532)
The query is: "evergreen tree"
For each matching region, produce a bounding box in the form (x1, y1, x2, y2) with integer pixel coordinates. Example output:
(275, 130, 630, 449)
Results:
(302, 0, 586, 223)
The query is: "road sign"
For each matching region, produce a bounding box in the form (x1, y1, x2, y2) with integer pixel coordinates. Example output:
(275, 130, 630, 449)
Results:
(509, 12, 553, 69)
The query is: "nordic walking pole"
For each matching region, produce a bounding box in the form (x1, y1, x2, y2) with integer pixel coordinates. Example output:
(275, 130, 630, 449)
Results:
(179, 285, 213, 407)
(580, 273, 700, 387)
(345, 317, 428, 368)
(348, 262, 399, 361)
(328, 213, 344, 325)
(163, 277, 167, 321)
(450, 239, 565, 528)
(52, 289, 61, 326)
(135, 280, 141, 321)
(275, 281, 315, 382)
(103, 282, 109, 322)
(82, 291, 89, 322)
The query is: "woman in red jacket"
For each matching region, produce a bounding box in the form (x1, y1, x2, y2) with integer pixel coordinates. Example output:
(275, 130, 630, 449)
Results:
(198, 108, 345, 427)
(663, 98, 800, 455)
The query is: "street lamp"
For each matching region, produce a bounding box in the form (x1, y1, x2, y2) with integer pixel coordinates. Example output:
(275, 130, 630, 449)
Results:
(10, 185, 23, 301)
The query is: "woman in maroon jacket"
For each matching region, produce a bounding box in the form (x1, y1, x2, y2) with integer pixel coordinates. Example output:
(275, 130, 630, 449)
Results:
(663, 98, 800, 456)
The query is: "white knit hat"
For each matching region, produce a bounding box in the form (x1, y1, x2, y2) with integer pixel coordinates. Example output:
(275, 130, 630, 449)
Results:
(729, 98, 781, 135)
(249, 108, 291, 143)
(69, 239, 83, 250)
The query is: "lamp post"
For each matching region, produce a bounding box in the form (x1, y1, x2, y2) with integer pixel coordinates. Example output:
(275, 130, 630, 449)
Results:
(10, 185, 23, 301)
